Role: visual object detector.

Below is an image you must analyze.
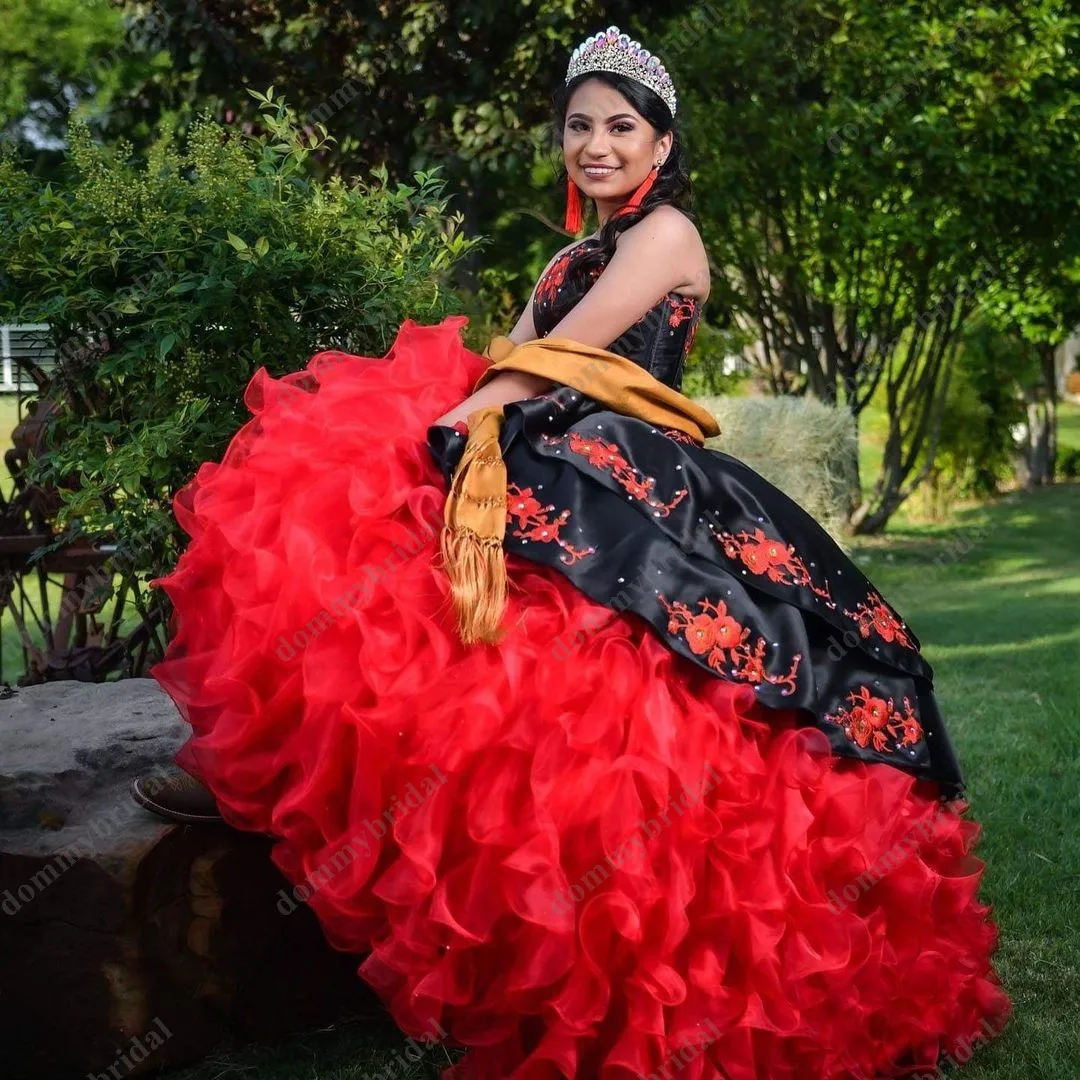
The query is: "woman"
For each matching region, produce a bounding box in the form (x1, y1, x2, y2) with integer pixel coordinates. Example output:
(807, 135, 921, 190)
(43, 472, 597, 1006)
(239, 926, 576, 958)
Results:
(136, 25, 1010, 1079)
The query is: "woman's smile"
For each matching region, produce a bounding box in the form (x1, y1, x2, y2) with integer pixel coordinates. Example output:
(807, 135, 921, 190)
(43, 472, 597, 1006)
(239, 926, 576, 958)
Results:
(581, 164, 620, 179)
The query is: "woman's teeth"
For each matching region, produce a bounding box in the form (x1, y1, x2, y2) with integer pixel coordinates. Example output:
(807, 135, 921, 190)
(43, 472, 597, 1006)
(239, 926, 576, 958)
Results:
(583, 166, 618, 177)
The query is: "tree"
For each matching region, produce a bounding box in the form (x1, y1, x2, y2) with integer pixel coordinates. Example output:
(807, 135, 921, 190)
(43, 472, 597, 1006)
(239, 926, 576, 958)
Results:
(676, 0, 1080, 531)
(0, 0, 169, 172)
(979, 251, 1080, 488)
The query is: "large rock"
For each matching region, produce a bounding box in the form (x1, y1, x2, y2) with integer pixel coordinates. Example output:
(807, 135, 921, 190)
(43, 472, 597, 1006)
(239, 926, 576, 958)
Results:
(0, 679, 380, 1080)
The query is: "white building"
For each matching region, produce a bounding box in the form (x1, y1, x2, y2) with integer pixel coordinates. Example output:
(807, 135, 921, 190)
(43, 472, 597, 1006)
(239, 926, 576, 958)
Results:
(0, 324, 55, 392)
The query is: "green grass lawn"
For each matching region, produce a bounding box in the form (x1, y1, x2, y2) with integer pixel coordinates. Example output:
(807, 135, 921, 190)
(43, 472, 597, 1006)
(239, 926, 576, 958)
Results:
(1059, 398, 1080, 457)
(155, 483, 1080, 1078)
(0, 393, 23, 499)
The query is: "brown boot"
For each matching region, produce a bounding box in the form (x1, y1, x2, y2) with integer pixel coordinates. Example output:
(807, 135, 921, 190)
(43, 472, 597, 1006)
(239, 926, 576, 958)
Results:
(130, 767, 224, 824)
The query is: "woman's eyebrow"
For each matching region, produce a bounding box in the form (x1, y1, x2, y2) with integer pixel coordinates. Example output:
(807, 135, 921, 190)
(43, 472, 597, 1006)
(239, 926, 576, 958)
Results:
(566, 112, 638, 122)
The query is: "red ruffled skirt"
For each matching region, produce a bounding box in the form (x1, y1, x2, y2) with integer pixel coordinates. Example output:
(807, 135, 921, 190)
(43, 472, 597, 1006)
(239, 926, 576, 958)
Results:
(150, 316, 1010, 1078)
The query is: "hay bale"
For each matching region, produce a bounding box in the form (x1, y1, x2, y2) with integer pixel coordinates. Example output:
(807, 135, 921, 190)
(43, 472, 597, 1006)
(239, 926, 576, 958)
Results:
(693, 394, 857, 543)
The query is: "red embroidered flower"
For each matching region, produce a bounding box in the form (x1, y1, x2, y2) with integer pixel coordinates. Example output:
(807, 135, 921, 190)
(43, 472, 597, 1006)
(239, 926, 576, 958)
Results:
(844, 590, 916, 650)
(535, 252, 572, 308)
(535, 246, 603, 310)
(661, 427, 698, 446)
(713, 527, 834, 605)
(507, 485, 545, 528)
(825, 686, 924, 755)
(659, 594, 800, 694)
(571, 434, 628, 472)
(543, 431, 688, 517)
(506, 482, 595, 566)
(899, 707, 923, 747)
(667, 296, 698, 329)
(847, 708, 875, 748)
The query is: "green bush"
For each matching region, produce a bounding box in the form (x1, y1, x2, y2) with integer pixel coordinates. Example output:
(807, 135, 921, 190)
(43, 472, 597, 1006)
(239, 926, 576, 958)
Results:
(917, 319, 1035, 514)
(1060, 447, 1080, 479)
(696, 393, 858, 543)
(0, 90, 480, 580)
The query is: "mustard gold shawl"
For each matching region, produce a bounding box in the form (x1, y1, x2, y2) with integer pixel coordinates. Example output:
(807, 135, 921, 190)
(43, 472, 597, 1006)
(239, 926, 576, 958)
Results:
(439, 335, 720, 645)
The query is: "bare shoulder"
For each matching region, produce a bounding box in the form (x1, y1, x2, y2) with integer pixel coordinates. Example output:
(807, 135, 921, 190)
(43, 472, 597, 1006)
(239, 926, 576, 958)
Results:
(614, 206, 709, 301)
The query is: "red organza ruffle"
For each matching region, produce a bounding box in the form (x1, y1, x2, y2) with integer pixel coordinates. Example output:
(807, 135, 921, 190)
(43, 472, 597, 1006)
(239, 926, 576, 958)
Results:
(150, 316, 1010, 1078)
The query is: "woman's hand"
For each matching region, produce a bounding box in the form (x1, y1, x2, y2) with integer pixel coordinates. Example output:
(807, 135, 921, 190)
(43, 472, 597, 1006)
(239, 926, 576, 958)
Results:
(432, 369, 554, 428)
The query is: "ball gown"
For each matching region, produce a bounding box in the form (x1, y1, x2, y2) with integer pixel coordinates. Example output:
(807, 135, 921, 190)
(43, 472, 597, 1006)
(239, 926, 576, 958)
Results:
(149, 236, 1010, 1079)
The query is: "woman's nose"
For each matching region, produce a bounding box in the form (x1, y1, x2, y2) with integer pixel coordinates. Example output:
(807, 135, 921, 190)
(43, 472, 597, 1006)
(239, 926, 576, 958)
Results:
(585, 132, 612, 157)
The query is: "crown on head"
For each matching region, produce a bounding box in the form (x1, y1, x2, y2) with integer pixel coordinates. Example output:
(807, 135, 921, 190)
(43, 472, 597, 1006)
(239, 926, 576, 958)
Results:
(565, 25, 677, 118)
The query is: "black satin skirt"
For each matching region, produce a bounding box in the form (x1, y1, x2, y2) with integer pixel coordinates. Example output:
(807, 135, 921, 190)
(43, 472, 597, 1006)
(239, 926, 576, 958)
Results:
(429, 383, 964, 799)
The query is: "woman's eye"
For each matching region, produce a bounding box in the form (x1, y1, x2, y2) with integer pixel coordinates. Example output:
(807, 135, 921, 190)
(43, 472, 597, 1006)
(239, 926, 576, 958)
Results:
(567, 121, 633, 133)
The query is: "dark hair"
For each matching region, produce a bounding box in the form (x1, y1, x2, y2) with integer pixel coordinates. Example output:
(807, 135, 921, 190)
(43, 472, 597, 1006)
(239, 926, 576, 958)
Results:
(552, 70, 693, 293)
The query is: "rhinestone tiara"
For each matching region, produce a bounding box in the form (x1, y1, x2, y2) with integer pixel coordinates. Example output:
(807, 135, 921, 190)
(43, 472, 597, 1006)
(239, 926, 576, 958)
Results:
(565, 25, 677, 118)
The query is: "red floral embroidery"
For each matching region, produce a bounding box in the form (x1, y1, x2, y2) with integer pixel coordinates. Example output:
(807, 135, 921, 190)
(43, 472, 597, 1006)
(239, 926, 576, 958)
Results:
(658, 593, 802, 694)
(682, 311, 700, 358)
(667, 295, 698, 329)
(506, 482, 596, 565)
(843, 590, 916, 650)
(542, 431, 688, 517)
(535, 251, 573, 308)
(659, 427, 698, 446)
(535, 247, 601, 309)
(825, 686, 923, 754)
(711, 526, 835, 606)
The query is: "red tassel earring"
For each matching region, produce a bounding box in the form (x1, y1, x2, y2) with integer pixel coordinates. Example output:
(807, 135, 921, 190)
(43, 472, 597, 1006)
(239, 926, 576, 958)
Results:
(613, 162, 661, 220)
(564, 176, 583, 233)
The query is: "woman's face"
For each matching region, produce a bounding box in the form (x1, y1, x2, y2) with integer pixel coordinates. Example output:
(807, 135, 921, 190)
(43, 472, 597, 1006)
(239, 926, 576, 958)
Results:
(563, 79, 672, 208)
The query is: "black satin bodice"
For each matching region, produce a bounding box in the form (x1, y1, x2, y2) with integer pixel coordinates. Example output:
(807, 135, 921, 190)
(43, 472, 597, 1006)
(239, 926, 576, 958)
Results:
(532, 238, 702, 391)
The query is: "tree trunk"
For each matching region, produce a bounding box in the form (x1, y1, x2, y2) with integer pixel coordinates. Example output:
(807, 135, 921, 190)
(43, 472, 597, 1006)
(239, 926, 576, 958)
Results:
(1016, 344, 1059, 487)
(844, 406, 862, 524)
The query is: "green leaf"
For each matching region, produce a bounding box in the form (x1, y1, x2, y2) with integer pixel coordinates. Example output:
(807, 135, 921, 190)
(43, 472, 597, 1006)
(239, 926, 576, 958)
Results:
(157, 333, 177, 361)
(255, 236, 270, 257)
(226, 231, 249, 252)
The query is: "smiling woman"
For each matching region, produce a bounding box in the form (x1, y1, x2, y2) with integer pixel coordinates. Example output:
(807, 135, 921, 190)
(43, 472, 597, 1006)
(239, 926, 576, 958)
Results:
(136, 22, 1010, 1080)
(433, 64, 706, 428)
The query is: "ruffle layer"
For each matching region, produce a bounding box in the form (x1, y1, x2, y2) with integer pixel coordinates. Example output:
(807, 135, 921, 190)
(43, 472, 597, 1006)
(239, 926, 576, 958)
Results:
(150, 316, 1010, 1078)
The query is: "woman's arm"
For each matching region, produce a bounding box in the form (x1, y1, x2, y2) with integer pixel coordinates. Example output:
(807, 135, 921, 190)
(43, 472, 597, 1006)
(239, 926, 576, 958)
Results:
(431, 369, 555, 428)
